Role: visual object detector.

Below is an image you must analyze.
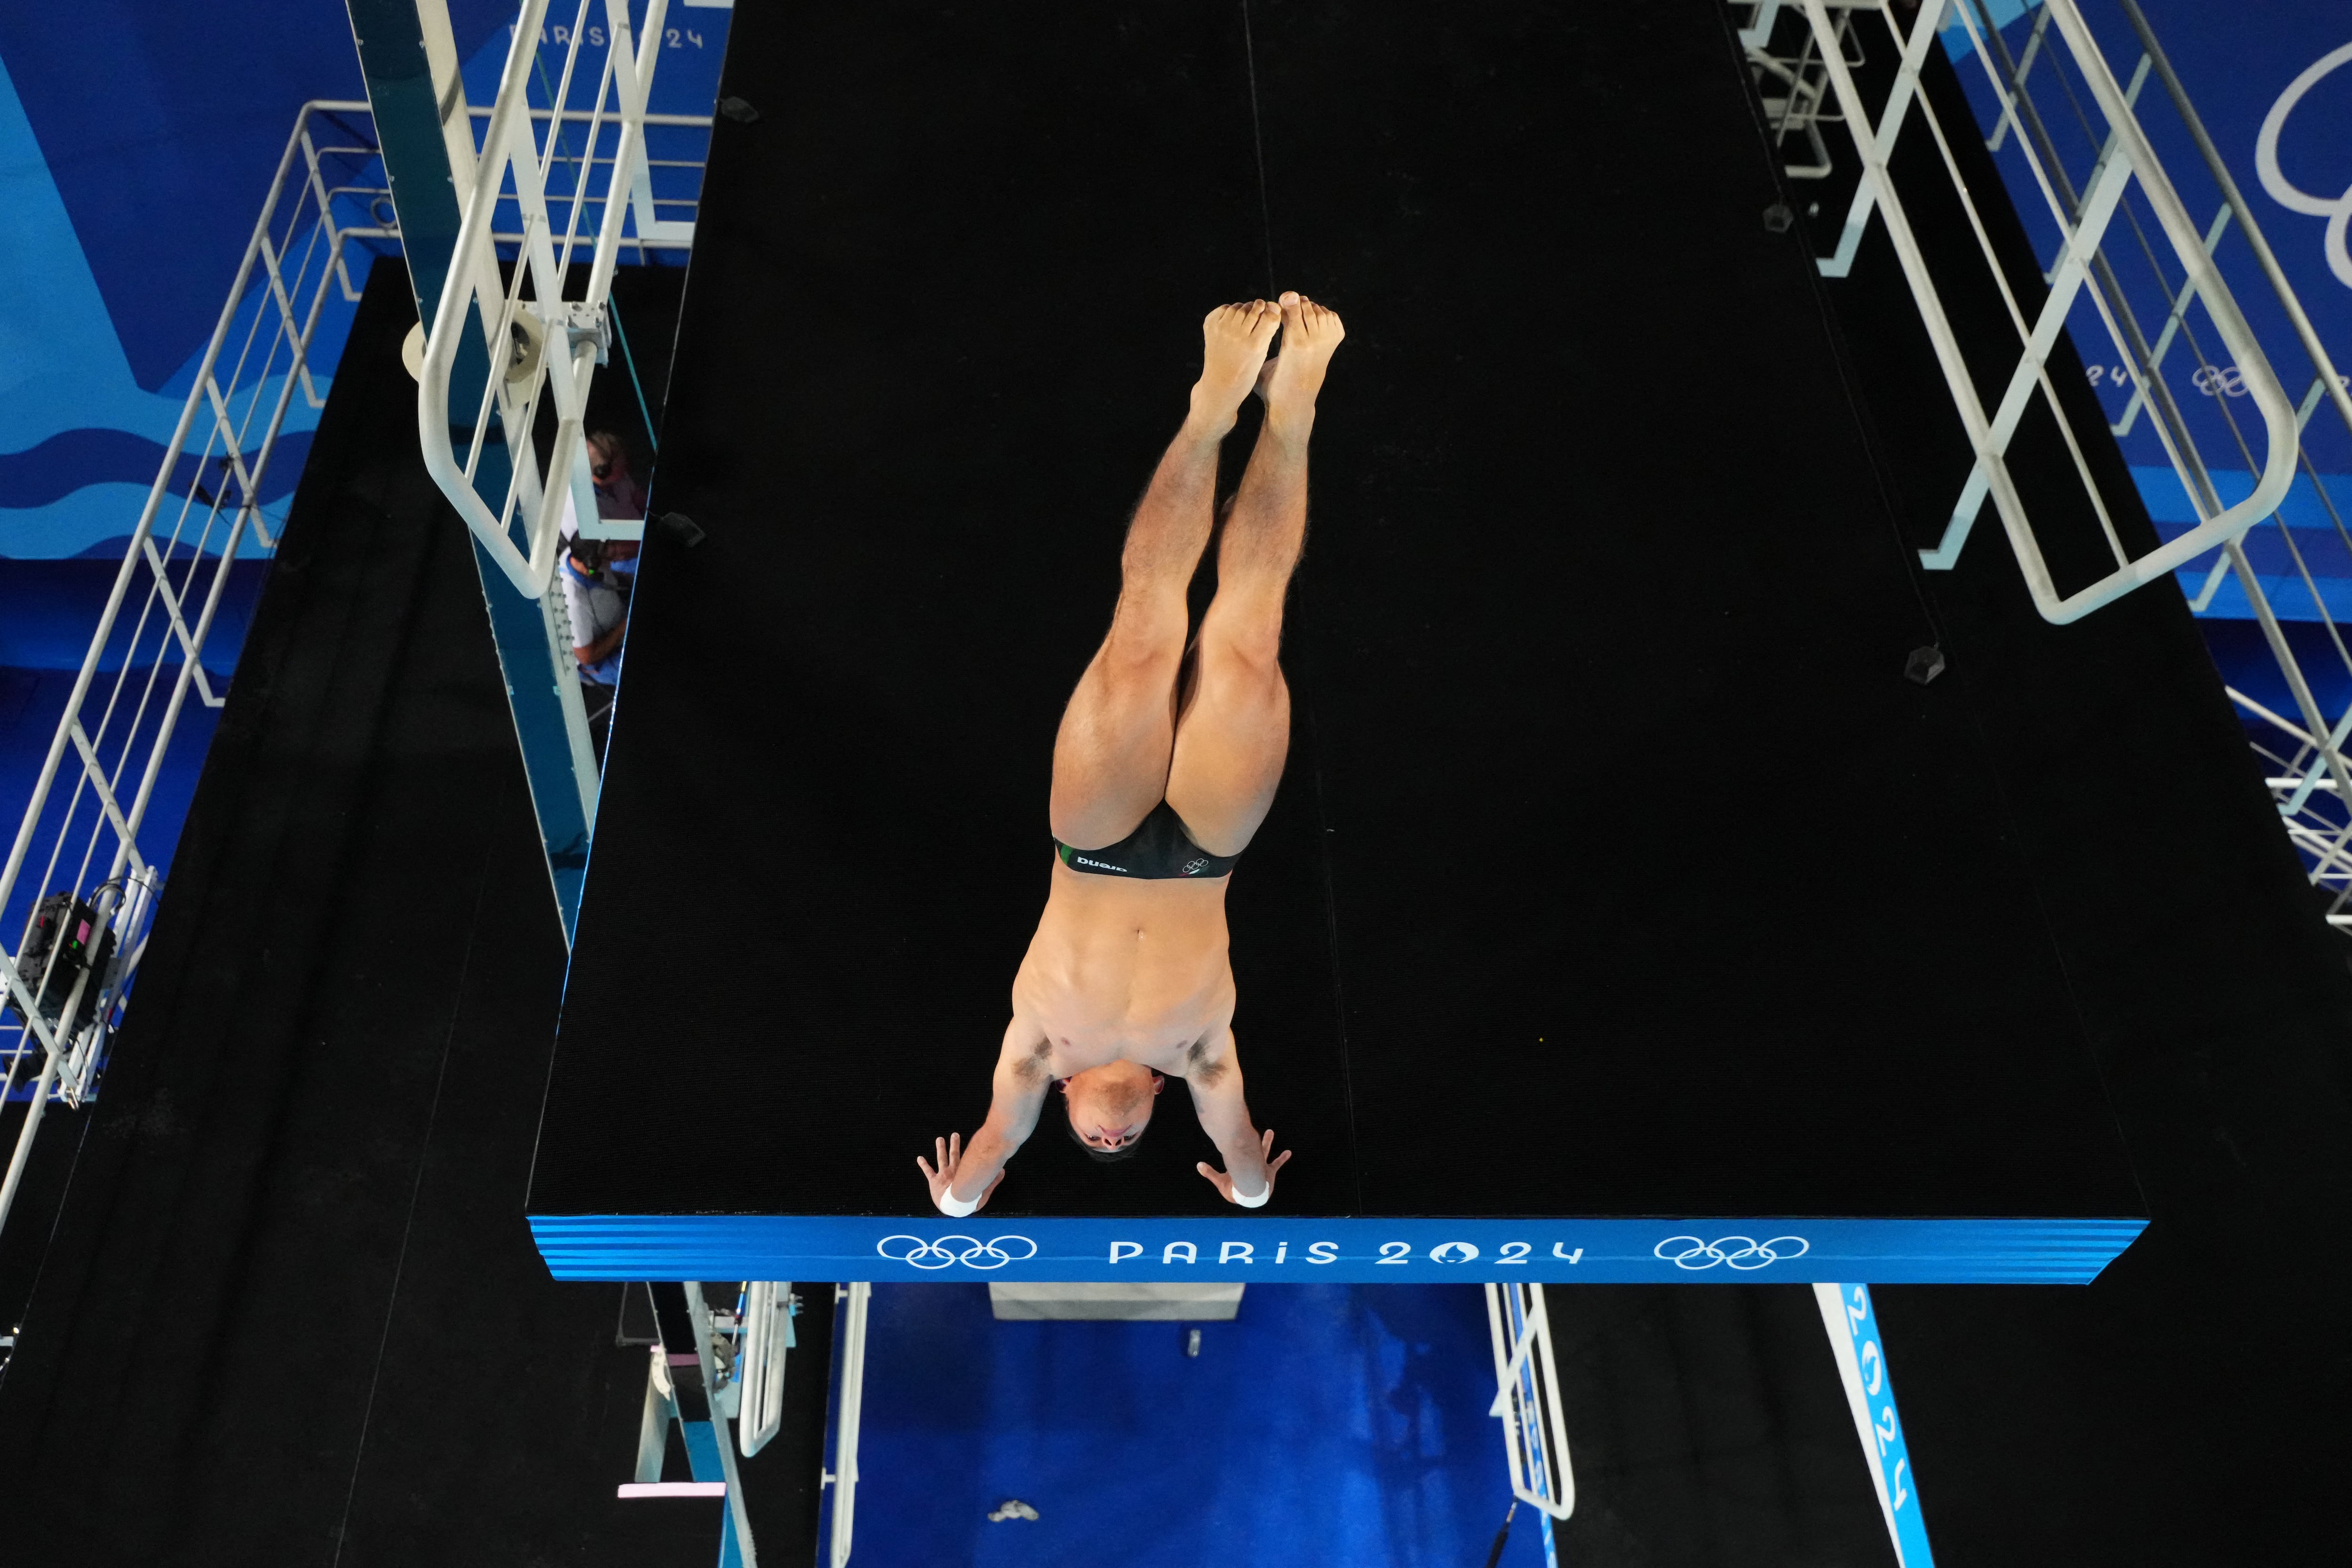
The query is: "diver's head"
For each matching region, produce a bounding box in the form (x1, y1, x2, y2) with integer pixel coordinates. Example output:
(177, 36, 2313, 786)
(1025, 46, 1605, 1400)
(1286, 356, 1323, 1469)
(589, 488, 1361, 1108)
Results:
(1059, 1063, 1164, 1161)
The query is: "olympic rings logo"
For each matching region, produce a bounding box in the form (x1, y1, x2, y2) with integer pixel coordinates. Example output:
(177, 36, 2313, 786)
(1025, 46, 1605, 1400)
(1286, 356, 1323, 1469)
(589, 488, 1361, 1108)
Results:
(875, 1234, 1039, 1271)
(2192, 364, 2249, 398)
(1653, 1234, 1810, 1271)
(2258, 41, 2352, 290)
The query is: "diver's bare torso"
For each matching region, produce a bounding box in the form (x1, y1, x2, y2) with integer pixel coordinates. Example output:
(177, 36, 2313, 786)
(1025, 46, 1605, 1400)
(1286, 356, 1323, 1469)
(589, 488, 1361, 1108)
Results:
(1010, 857, 1237, 1077)
(918, 290, 1342, 1215)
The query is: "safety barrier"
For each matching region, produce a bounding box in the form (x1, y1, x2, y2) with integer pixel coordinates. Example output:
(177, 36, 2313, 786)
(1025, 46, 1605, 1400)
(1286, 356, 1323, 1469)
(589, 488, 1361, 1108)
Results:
(735, 1279, 796, 1457)
(1738, 0, 2352, 923)
(415, 0, 686, 599)
(1486, 1282, 1576, 1521)
(824, 1282, 873, 1568)
(0, 101, 384, 1246)
(329, 103, 712, 262)
(1797, 0, 2298, 623)
(0, 10, 718, 1246)
(1498, 1282, 1935, 1562)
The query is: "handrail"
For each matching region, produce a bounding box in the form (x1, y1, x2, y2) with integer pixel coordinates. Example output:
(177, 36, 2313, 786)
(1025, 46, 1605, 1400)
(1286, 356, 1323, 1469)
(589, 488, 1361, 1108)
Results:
(736, 1281, 795, 1457)
(2129, 4, 2352, 452)
(416, 0, 679, 597)
(309, 101, 713, 258)
(476, 105, 715, 127)
(1485, 1282, 1575, 1521)
(1796, 0, 2297, 624)
(0, 100, 382, 1242)
(1749, 0, 2352, 923)
(825, 1282, 872, 1568)
(2036, 0, 2298, 604)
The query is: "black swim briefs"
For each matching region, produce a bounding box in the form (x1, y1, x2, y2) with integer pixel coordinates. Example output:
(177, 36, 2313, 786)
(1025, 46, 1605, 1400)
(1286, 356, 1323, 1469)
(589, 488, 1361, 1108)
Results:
(1055, 801, 1239, 879)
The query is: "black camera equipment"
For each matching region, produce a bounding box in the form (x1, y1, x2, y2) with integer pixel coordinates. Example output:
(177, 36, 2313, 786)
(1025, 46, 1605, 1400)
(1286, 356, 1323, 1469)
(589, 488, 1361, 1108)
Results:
(7, 893, 116, 1029)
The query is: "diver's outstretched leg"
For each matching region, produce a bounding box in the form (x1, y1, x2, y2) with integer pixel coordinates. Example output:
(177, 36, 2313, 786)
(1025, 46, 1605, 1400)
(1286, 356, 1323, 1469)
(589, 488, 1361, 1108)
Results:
(1166, 291, 1345, 857)
(1049, 299, 1281, 850)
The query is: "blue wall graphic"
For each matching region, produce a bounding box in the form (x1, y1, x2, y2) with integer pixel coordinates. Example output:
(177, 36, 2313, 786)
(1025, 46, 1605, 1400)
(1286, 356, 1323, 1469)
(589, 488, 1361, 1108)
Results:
(0, 2, 729, 575)
(1945, 1, 2352, 623)
(0, 6, 731, 992)
(0, 46, 274, 564)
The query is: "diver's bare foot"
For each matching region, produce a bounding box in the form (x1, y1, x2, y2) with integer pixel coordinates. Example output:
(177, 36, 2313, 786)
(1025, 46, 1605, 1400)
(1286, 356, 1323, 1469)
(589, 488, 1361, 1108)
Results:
(1190, 300, 1283, 436)
(1263, 290, 1344, 440)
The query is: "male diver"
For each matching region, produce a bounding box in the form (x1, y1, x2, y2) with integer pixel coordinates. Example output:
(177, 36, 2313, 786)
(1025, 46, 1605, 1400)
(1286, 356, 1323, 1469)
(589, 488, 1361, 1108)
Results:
(918, 290, 1345, 1216)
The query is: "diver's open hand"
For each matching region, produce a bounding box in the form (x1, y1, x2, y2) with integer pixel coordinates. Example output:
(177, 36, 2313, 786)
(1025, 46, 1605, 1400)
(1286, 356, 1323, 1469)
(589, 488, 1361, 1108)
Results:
(917, 1132, 1002, 1215)
(1198, 1129, 1291, 1206)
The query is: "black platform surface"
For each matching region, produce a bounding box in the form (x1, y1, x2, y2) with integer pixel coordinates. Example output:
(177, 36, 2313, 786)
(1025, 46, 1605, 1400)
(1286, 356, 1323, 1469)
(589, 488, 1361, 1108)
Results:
(521, 0, 2172, 1285)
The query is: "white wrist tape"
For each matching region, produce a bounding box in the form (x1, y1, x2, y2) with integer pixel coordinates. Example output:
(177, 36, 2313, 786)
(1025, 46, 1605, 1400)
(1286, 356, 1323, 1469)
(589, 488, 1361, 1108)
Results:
(936, 1186, 981, 1218)
(1229, 1175, 1271, 1208)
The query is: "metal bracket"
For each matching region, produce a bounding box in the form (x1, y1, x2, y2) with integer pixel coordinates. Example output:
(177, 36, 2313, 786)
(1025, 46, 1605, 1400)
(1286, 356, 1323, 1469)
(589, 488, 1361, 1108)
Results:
(556, 300, 611, 366)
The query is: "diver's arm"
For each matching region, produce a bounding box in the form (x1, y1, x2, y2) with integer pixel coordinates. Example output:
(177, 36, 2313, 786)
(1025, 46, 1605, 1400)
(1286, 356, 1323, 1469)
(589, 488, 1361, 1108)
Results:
(918, 1017, 1050, 1213)
(1185, 1026, 1291, 1205)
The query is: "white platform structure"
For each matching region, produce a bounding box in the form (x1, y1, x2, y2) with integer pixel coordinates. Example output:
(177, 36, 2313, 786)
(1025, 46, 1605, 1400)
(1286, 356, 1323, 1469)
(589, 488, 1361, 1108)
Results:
(987, 1283, 1247, 1321)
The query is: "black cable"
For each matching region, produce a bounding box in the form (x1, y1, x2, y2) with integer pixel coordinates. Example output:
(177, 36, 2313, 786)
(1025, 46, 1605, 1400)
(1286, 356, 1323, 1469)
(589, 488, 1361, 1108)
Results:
(1482, 1500, 1518, 1568)
(1239, 0, 1278, 295)
(609, 294, 659, 455)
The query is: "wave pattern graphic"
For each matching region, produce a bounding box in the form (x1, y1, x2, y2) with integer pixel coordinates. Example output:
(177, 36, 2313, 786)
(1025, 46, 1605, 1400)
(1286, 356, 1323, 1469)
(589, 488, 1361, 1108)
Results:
(0, 426, 310, 512)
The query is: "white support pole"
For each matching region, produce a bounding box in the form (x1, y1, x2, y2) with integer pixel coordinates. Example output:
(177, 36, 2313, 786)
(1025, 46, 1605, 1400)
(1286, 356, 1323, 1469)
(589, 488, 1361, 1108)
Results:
(0, 1048, 62, 1238)
(686, 1281, 759, 1568)
(826, 1282, 871, 1568)
(1816, 1283, 1934, 1568)
(1802, 0, 2037, 588)
(1926, 143, 2136, 569)
(738, 1281, 794, 1458)
(1817, 0, 1950, 279)
(635, 1343, 680, 1483)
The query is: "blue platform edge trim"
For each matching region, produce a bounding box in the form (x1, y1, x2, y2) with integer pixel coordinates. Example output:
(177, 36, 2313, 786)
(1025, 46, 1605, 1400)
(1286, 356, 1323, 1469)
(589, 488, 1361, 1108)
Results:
(527, 1214, 2147, 1284)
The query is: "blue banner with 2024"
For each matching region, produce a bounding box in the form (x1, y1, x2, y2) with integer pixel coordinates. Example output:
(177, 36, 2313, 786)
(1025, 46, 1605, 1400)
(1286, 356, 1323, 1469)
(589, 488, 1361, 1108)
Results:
(1822, 1282, 1937, 1568)
(529, 1213, 2145, 1283)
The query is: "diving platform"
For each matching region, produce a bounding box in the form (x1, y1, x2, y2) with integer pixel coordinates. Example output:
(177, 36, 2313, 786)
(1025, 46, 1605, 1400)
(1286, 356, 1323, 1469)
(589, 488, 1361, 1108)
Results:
(524, 0, 2171, 1286)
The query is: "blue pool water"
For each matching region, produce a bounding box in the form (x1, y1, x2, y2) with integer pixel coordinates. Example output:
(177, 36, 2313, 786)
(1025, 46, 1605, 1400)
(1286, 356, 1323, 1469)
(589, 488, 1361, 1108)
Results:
(831, 1282, 1551, 1568)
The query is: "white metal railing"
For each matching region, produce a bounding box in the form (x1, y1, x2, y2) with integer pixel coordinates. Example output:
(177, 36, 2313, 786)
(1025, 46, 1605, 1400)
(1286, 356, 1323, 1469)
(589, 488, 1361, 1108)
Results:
(328, 105, 714, 262)
(736, 1280, 796, 1457)
(1736, 0, 1867, 182)
(1742, 0, 2352, 924)
(417, 0, 683, 599)
(824, 1281, 872, 1568)
(1491, 1283, 1933, 1560)
(0, 101, 386, 1243)
(1485, 1282, 1575, 1522)
(0, 29, 719, 1250)
(1795, 0, 2297, 625)
(1946, 0, 2352, 917)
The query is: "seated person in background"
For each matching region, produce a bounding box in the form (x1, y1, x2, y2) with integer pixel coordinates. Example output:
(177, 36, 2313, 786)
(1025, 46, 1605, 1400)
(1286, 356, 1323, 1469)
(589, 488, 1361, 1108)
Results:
(918, 290, 1345, 1217)
(560, 528, 636, 686)
(588, 429, 647, 521)
(562, 430, 646, 686)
